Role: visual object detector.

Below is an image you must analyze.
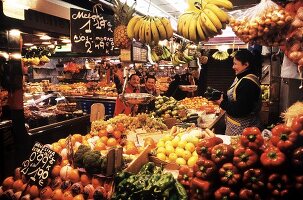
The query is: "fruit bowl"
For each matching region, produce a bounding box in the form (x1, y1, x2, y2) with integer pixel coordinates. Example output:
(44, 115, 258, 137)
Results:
(120, 93, 155, 105)
(179, 85, 197, 92)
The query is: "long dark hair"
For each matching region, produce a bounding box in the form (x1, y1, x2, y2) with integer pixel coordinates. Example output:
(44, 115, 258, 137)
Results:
(234, 49, 263, 79)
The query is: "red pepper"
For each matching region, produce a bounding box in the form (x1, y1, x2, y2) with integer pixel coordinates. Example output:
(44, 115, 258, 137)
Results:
(233, 147, 258, 170)
(271, 124, 298, 152)
(291, 115, 303, 134)
(190, 177, 212, 200)
(239, 188, 262, 200)
(218, 163, 241, 186)
(214, 186, 237, 200)
(177, 165, 193, 187)
(211, 143, 234, 166)
(292, 147, 303, 169)
(240, 127, 264, 150)
(196, 137, 223, 158)
(242, 168, 265, 191)
(267, 173, 291, 198)
(260, 147, 286, 168)
(193, 157, 217, 180)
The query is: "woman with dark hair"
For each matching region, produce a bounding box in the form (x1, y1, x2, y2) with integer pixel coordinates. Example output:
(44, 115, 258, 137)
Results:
(216, 49, 262, 135)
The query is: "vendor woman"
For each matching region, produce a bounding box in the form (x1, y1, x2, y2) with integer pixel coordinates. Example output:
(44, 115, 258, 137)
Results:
(114, 73, 140, 116)
(216, 49, 262, 135)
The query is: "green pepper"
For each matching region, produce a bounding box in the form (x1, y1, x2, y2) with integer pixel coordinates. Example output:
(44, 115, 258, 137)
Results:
(139, 162, 156, 175)
(175, 181, 188, 200)
(115, 171, 132, 186)
(153, 173, 175, 192)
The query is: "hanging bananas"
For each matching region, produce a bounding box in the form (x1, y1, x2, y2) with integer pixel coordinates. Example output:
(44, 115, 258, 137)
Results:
(150, 45, 172, 62)
(212, 51, 229, 61)
(178, 0, 233, 42)
(127, 15, 173, 45)
(171, 41, 195, 66)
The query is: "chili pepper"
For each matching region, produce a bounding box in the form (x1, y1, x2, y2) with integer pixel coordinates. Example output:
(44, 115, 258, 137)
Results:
(193, 157, 217, 180)
(240, 127, 264, 151)
(214, 186, 237, 200)
(242, 168, 265, 191)
(260, 147, 286, 168)
(291, 114, 303, 134)
(267, 173, 291, 198)
(211, 143, 234, 166)
(292, 146, 303, 169)
(271, 124, 298, 152)
(233, 147, 258, 170)
(190, 178, 212, 200)
(196, 137, 223, 158)
(177, 165, 193, 187)
(218, 163, 241, 186)
(239, 188, 262, 200)
(174, 181, 188, 200)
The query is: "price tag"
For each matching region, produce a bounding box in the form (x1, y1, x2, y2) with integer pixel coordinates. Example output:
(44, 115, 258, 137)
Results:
(20, 142, 60, 188)
(70, 6, 116, 55)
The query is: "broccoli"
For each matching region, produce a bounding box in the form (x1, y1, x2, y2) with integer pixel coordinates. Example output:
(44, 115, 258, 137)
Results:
(83, 150, 102, 174)
(74, 145, 91, 168)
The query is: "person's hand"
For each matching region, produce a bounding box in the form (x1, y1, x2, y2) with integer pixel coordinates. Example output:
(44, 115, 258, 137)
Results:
(215, 94, 224, 105)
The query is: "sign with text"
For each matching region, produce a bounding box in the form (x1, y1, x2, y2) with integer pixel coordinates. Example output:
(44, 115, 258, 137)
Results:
(70, 8, 115, 55)
(132, 41, 148, 63)
(21, 142, 60, 188)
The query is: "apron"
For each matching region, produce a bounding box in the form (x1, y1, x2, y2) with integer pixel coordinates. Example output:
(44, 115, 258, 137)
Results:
(114, 85, 139, 116)
(225, 74, 261, 136)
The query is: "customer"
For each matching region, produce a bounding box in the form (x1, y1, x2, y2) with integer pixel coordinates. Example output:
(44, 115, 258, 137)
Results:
(113, 63, 124, 94)
(165, 74, 188, 100)
(216, 49, 262, 136)
(138, 75, 159, 113)
(114, 73, 140, 116)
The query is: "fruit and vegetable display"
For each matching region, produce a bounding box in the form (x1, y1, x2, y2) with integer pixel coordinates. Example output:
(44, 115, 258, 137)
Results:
(113, 0, 135, 49)
(261, 84, 270, 101)
(176, 115, 303, 199)
(179, 97, 220, 114)
(177, 0, 233, 42)
(112, 162, 187, 200)
(230, 0, 293, 46)
(127, 15, 173, 45)
(22, 46, 52, 66)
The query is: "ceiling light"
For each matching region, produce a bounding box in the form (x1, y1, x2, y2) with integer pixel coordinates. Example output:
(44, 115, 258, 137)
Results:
(9, 29, 21, 36)
(61, 38, 71, 43)
(24, 43, 34, 46)
(42, 41, 51, 45)
(0, 51, 9, 60)
(10, 53, 22, 60)
(218, 45, 229, 52)
(40, 35, 51, 40)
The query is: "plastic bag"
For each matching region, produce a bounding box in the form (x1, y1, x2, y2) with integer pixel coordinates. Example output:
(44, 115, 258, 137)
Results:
(230, 0, 293, 46)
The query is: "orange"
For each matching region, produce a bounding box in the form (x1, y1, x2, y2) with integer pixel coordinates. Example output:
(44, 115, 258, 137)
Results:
(12, 179, 24, 192)
(61, 159, 69, 167)
(112, 130, 122, 139)
(125, 145, 139, 155)
(125, 141, 136, 147)
(73, 134, 83, 143)
(80, 174, 91, 186)
(62, 191, 73, 200)
(52, 165, 61, 177)
(58, 138, 66, 148)
(98, 129, 108, 137)
(68, 169, 80, 183)
(94, 141, 106, 151)
(100, 136, 109, 144)
(107, 138, 117, 147)
(29, 185, 40, 198)
(73, 194, 85, 200)
(40, 186, 53, 199)
(144, 137, 156, 148)
(51, 189, 63, 200)
(91, 177, 101, 188)
(2, 176, 14, 190)
(116, 122, 125, 132)
(52, 143, 62, 154)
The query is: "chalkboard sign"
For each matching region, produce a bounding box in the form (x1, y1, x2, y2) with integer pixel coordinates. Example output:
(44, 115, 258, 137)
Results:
(21, 142, 60, 188)
(132, 41, 148, 63)
(70, 7, 115, 55)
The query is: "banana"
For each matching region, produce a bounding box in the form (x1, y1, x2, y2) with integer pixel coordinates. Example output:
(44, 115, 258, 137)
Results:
(195, 14, 206, 41)
(183, 52, 194, 62)
(181, 14, 193, 40)
(150, 18, 160, 44)
(144, 18, 152, 44)
(127, 15, 142, 39)
(177, 12, 193, 34)
(139, 17, 147, 43)
(160, 17, 174, 39)
(205, 3, 229, 23)
(154, 17, 167, 40)
(171, 55, 180, 66)
(188, 13, 198, 42)
(174, 53, 187, 64)
(203, 8, 223, 30)
(151, 50, 159, 62)
(200, 11, 218, 34)
(133, 17, 145, 40)
(205, 0, 233, 10)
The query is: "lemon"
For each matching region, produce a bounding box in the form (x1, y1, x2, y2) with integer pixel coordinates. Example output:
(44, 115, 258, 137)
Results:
(191, 137, 199, 145)
(185, 142, 196, 153)
(176, 157, 187, 165)
(163, 134, 173, 142)
(165, 141, 173, 147)
(165, 145, 175, 156)
(192, 151, 198, 158)
(178, 140, 187, 149)
(157, 153, 166, 161)
(157, 141, 165, 148)
(175, 147, 184, 157)
(182, 150, 192, 161)
(157, 147, 166, 154)
(168, 153, 178, 162)
(187, 156, 198, 167)
(171, 137, 180, 148)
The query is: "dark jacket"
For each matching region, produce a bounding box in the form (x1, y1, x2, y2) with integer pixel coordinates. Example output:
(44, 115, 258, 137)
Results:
(137, 87, 158, 113)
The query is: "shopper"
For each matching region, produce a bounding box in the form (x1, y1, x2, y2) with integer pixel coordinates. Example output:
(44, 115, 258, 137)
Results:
(138, 75, 159, 113)
(216, 49, 262, 136)
(113, 63, 124, 94)
(114, 73, 140, 116)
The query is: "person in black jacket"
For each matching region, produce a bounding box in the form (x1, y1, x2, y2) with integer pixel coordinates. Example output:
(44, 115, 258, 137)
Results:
(216, 49, 262, 136)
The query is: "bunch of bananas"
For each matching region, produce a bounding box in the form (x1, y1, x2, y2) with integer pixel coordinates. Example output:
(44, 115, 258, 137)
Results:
(171, 42, 195, 66)
(127, 15, 173, 45)
(212, 51, 229, 61)
(151, 46, 172, 62)
(177, 0, 233, 42)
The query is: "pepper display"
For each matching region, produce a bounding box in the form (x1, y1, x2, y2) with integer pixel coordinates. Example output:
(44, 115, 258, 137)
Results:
(178, 165, 194, 188)
(291, 114, 303, 135)
(292, 146, 303, 170)
(242, 168, 265, 191)
(260, 147, 286, 168)
(233, 147, 258, 170)
(214, 186, 237, 200)
(238, 188, 262, 200)
(193, 157, 217, 180)
(267, 173, 291, 198)
(218, 163, 241, 186)
(211, 143, 234, 166)
(190, 177, 212, 200)
(271, 124, 299, 152)
(240, 127, 264, 151)
(196, 137, 223, 158)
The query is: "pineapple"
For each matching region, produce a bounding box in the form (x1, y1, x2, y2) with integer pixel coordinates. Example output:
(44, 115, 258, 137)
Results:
(113, 0, 135, 49)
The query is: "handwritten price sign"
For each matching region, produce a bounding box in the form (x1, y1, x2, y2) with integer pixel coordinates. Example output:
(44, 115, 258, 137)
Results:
(70, 7, 116, 55)
(21, 142, 60, 187)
